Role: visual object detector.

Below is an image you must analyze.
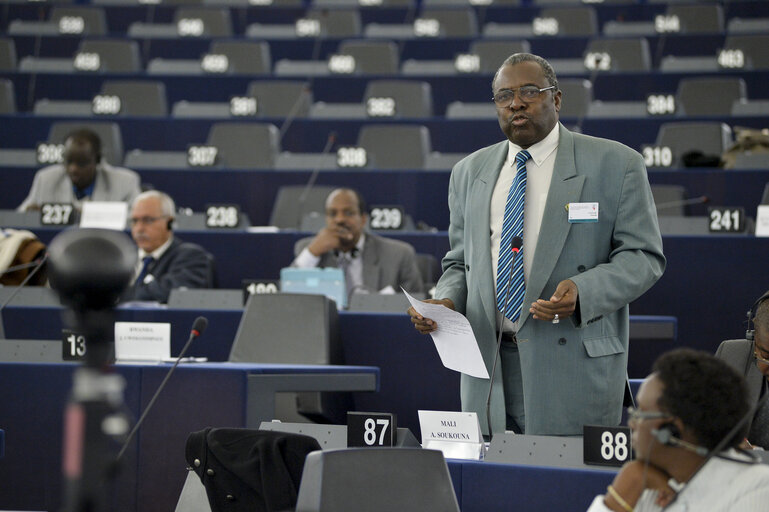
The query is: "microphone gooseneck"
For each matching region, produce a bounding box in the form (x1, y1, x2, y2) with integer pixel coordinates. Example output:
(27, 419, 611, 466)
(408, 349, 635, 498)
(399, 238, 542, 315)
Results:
(485, 236, 523, 439)
(0, 254, 49, 338)
(115, 316, 208, 462)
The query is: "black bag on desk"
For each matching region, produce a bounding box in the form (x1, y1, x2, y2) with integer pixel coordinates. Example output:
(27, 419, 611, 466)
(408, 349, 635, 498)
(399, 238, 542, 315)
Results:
(185, 427, 321, 512)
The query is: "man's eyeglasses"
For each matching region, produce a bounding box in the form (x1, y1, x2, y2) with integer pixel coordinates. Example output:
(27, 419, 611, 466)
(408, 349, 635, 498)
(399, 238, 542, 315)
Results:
(129, 216, 167, 227)
(626, 407, 671, 423)
(753, 341, 769, 365)
(492, 85, 557, 107)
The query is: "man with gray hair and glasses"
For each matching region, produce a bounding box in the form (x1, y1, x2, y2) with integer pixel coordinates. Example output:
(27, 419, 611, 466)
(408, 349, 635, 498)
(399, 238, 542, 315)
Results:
(123, 190, 214, 303)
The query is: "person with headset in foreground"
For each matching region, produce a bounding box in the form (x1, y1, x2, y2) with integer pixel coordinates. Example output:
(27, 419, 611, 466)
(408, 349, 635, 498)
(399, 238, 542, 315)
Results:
(716, 289, 769, 450)
(123, 190, 215, 303)
(588, 348, 769, 512)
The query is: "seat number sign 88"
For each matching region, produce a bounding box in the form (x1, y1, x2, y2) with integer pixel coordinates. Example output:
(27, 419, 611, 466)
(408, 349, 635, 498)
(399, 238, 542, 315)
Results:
(583, 425, 631, 467)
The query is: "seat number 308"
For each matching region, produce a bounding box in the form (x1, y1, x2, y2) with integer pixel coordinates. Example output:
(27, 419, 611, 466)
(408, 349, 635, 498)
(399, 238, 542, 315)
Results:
(601, 431, 629, 461)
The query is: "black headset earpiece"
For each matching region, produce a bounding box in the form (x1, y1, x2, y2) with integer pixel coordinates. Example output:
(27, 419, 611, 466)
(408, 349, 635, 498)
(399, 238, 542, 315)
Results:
(652, 423, 709, 457)
(167, 218, 173, 231)
(746, 290, 769, 341)
(656, 423, 681, 444)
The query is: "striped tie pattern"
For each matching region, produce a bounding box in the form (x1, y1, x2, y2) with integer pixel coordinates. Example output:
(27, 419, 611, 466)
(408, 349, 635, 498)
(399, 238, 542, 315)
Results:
(135, 256, 154, 285)
(496, 150, 531, 322)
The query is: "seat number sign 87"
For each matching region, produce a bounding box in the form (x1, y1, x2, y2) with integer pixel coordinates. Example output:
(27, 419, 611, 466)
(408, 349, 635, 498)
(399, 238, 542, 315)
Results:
(347, 412, 396, 447)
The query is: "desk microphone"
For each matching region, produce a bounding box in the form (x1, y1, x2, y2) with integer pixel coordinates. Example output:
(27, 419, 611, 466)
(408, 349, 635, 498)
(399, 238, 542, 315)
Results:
(0, 253, 48, 339)
(655, 195, 709, 213)
(278, 83, 312, 141)
(298, 130, 337, 207)
(485, 236, 522, 439)
(115, 316, 208, 462)
(0, 259, 46, 276)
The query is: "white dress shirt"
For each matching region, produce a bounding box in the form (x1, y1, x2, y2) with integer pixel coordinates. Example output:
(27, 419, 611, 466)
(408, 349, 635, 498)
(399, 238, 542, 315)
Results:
(490, 123, 559, 332)
(587, 451, 769, 512)
(134, 235, 174, 283)
(293, 233, 366, 293)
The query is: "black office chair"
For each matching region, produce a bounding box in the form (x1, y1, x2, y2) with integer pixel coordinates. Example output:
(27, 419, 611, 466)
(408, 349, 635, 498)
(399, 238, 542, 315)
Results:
(269, 185, 336, 230)
(296, 448, 460, 512)
(101, 80, 169, 117)
(0, 38, 17, 71)
(48, 121, 125, 165)
(229, 293, 349, 424)
(0, 79, 15, 114)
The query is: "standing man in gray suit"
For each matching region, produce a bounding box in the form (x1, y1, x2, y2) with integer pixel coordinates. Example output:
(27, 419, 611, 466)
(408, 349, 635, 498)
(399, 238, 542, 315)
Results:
(408, 53, 665, 436)
(17, 128, 141, 212)
(292, 188, 424, 296)
(715, 290, 769, 449)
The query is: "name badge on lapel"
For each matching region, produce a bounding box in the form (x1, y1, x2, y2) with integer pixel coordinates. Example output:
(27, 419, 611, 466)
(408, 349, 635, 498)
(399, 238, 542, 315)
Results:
(567, 202, 599, 223)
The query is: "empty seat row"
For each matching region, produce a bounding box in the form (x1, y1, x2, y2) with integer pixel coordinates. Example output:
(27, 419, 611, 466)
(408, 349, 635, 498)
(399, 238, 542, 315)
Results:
(7, 4, 766, 39)
(5, 34, 769, 78)
(2, 117, 763, 173)
(3, 72, 766, 123)
(0, 119, 464, 171)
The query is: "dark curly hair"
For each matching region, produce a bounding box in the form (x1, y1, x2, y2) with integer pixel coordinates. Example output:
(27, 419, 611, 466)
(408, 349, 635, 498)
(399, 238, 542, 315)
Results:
(65, 128, 102, 163)
(653, 348, 749, 450)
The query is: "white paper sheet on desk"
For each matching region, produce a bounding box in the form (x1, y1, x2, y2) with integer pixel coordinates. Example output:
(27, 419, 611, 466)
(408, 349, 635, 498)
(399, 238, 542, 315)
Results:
(403, 289, 489, 379)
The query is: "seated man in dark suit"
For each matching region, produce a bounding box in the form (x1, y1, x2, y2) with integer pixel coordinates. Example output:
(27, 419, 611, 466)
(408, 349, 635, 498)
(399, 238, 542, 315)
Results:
(17, 128, 141, 211)
(291, 188, 424, 296)
(123, 190, 214, 303)
(716, 290, 769, 449)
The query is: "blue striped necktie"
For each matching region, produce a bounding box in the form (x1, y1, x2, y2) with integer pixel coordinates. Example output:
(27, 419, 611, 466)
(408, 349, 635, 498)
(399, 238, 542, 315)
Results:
(497, 149, 531, 322)
(135, 256, 154, 285)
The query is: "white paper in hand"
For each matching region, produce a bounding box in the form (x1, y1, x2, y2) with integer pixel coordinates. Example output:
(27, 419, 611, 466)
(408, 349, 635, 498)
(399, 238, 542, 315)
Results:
(403, 289, 489, 379)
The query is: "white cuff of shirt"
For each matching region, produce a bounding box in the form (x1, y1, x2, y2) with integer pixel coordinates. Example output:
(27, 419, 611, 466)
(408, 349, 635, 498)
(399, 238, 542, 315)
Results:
(293, 247, 321, 268)
(586, 495, 612, 512)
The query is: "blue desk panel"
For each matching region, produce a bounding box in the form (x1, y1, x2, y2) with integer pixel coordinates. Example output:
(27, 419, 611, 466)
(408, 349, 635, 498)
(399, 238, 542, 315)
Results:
(1, 307, 462, 438)
(449, 459, 615, 512)
(0, 362, 378, 512)
(2, 232, 766, 359)
(0, 363, 142, 512)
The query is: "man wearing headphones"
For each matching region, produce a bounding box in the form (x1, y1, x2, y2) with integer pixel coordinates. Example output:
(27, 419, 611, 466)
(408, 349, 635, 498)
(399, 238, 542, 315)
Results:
(715, 290, 769, 450)
(124, 190, 215, 303)
(17, 128, 141, 211)
(588, 349, 769, 512)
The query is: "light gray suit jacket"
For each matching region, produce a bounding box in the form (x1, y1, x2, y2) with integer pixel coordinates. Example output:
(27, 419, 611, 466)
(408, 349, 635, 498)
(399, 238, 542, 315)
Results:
(715, 339, 764, 434)
(436, 123, 665, 435)
(293, 233, 424, 294)
(17, 162, 141, 211)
